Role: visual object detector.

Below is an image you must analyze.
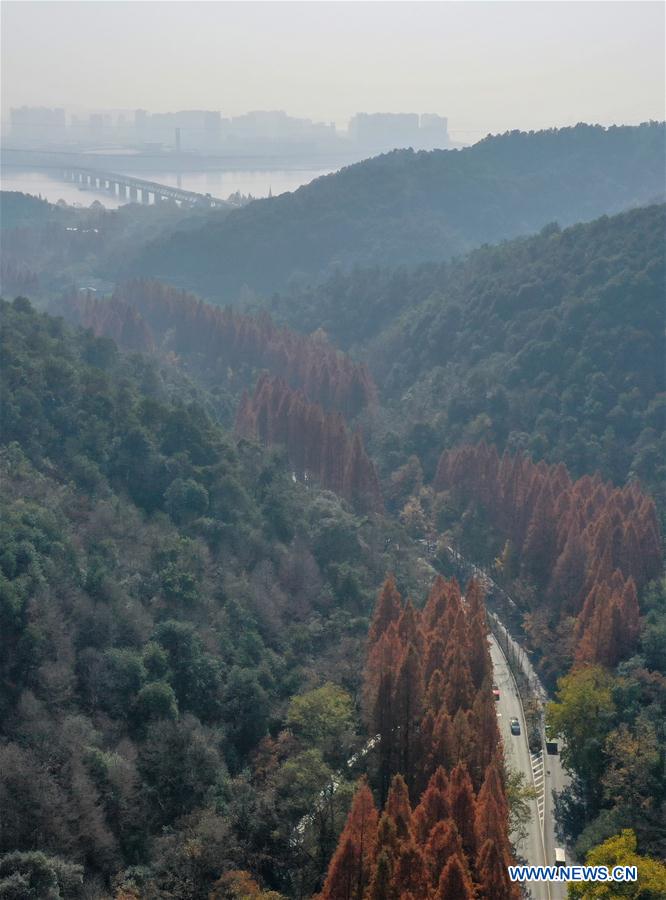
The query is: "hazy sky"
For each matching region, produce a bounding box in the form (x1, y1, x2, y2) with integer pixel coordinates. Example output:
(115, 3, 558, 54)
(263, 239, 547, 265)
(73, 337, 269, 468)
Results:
(2, 1, 664, 140)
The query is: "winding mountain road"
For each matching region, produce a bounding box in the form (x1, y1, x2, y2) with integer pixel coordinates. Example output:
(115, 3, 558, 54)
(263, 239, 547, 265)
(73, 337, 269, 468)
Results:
(490, 637, 567, 900)
(442, 546, 571, 896)
(489, 625, 568, 900)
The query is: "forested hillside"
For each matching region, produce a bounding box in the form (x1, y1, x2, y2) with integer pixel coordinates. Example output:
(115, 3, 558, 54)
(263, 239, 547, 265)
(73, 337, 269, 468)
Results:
(0, 298, 434, 898)
(0, 191, 215, 301)
(2, 142, 665, 899)
(260, 201, 666, 866)
(4, 0, 666, 887)
(56, 279, 376, 425)
(433, 444, 661, 672)
(424, 443, 666, 861)
(128, 124, 666, 300)
(271, 204, 665, 508)
(320, 576, 518, 900)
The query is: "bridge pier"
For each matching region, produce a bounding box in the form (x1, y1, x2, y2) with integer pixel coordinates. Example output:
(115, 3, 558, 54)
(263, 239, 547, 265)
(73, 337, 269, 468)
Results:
(141, 188, 151, 204)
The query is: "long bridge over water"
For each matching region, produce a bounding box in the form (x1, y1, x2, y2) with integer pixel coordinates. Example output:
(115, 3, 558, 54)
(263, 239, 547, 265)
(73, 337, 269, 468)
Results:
(61, 166, 229, 208)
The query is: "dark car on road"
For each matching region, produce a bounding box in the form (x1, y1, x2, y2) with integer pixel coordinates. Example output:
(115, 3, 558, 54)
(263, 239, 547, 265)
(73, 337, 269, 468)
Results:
(510, 717, 521, 735)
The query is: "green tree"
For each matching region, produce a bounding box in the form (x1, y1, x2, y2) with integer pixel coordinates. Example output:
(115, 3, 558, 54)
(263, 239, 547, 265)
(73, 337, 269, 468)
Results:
(275, 749, 354, 888)
(99, 649, 147, 719)
(0, 851, 83, 899)
(275, 748, 335, 821)
(133, 681, 178, 724)
(138, 716, 224, 828)
(505, 769, 538, 844)
(154, 620, 223, 721)
(547, 666, 617, 811)
(222, 667, 270, 765)
(164, 477, 209, 525)
(602, 719, 662, 831)
(286, 683, 355, 764)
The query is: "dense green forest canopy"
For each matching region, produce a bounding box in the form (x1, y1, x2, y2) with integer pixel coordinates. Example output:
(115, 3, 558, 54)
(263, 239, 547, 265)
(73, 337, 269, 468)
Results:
(0, 298, 435, 898)
(127, 123, 666, 300)
(267, 205, 666, 507)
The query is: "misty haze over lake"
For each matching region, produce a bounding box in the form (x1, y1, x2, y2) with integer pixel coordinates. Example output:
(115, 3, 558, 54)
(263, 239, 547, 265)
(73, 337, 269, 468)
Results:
(0, 166, 337, 207)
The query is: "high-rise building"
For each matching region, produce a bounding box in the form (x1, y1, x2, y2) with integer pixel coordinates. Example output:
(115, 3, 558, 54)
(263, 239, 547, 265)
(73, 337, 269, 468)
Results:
(10, 106, 66, 143)
(348, 112, 449, 152)
(131, 110, 222, 150)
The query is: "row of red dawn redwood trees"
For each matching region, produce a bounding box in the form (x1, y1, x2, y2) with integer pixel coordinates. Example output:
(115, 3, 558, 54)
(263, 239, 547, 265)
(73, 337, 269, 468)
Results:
(434, 443, 663, 670)
(59, 281, 376, 416)
(319, 575, 518, 900)
(58, 284, 385, 513)
(236, 374, 384, 515)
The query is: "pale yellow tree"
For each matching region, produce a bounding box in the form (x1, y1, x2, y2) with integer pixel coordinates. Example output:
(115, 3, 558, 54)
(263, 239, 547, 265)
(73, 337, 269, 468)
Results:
(568, 830, 666, 899)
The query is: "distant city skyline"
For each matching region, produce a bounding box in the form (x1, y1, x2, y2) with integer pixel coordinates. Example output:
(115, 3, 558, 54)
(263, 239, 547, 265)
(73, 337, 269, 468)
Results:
(5, 105, 453, 162)
(2, 2, 664, 144)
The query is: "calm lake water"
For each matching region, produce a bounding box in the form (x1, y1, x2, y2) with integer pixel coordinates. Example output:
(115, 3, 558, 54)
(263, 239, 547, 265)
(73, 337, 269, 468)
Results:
(0, 166, 337, 208)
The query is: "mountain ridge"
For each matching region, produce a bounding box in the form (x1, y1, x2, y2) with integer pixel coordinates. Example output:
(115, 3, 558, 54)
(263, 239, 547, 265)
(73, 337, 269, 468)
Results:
(127, 123, 666, 300)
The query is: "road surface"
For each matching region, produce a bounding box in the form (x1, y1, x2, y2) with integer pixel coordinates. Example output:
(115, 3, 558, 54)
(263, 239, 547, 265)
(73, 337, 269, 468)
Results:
(490, 635, 551, 900)
(543, 746, 570, 899)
